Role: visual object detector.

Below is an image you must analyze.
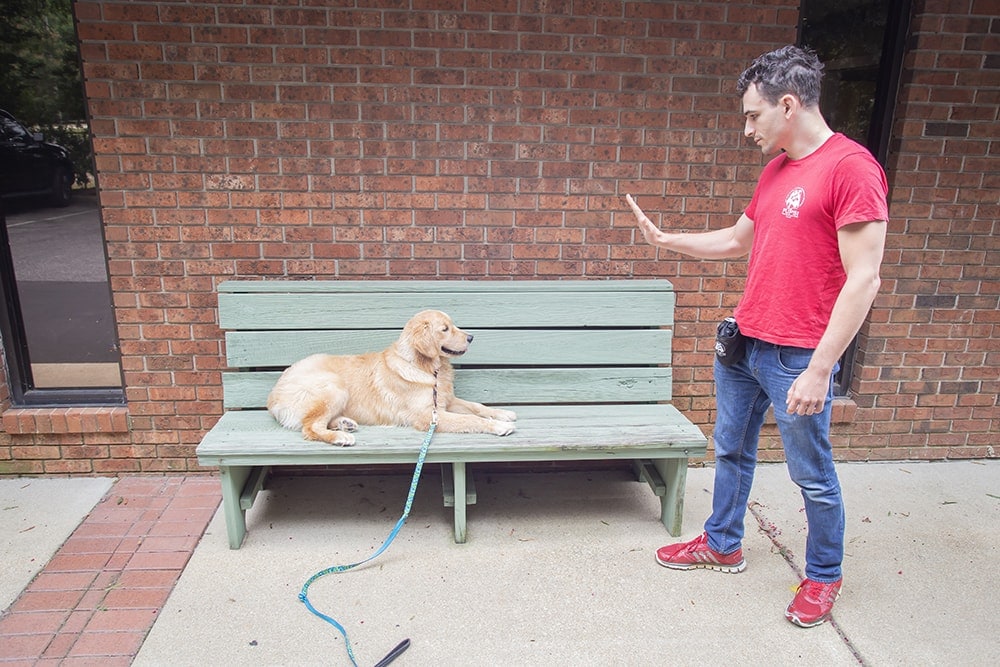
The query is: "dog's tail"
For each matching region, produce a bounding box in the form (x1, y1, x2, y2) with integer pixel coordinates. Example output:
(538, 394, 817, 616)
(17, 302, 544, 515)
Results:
(267, 402, 303, 430)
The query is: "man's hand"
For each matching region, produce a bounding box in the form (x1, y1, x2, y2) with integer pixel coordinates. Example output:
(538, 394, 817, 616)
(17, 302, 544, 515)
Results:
(786, 366, 831, 416)
(627, 194, 753, 259)
(626, 194, 665, 246)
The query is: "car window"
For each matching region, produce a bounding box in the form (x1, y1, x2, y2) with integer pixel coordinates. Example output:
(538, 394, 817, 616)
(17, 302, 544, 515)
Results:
(1, 117, 31, 142)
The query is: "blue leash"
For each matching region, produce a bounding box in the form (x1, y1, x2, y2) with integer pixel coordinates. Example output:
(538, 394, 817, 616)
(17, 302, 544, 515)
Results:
(298, 412, 437, 666)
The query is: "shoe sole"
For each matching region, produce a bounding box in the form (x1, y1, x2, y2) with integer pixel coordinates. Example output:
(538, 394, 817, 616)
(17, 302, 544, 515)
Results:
(785, 611, 832, 628)
(785, 589, 840, 628)
(655, 555, 746, 574)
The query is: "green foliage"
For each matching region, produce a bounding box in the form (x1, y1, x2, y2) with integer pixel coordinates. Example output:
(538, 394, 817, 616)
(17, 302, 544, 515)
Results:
(799, 0, 890, 146)
(39, 122, 92, 187)
(1, 0, 90, 184)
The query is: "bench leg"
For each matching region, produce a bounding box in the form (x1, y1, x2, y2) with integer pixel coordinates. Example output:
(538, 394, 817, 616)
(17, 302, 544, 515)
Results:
(654, 458, 688, 537)
(219, 465, 252, 549)
(452, 462, 468, 544)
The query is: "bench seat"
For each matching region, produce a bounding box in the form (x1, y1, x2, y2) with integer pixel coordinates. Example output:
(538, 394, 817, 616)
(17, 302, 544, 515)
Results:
(197, 279, 708, 548)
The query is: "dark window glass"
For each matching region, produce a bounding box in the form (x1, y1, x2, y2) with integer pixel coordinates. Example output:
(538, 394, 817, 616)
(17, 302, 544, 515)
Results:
(799, 0, 910, 395)
(0, 0, 122, 406)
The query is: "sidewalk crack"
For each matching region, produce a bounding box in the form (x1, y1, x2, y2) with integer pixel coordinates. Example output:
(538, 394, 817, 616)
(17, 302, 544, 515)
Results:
(748, 500, 867, 666)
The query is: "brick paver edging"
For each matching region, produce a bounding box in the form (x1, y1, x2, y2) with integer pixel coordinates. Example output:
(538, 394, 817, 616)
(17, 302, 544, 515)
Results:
(0, 476, 221, 665)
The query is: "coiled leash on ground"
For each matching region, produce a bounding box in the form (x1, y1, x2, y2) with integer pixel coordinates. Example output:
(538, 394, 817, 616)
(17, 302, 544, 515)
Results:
(299, 376, 439, 667)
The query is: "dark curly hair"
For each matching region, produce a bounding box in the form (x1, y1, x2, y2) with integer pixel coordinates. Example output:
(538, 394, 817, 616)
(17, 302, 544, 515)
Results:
(736, 45, 825, 107)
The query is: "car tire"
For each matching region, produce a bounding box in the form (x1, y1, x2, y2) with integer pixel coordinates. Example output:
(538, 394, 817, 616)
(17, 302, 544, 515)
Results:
(51, 165, 73, 207)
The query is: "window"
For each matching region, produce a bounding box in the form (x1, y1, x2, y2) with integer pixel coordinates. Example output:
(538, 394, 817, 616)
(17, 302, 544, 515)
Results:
(0, 198, 122, 406)
(1, 196, 123, 403)
(0, 0, 122, 406)
(799, 0, 911, 395)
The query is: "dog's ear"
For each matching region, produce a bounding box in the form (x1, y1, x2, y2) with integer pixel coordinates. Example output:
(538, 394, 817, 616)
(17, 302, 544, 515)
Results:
(409, 314, 441, 359)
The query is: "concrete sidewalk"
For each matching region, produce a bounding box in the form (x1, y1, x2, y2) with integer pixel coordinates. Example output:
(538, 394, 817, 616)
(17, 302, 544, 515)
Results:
(138, 461, 997, 666)
(0, 476, 113, 611)
(2, 461, 998, 665)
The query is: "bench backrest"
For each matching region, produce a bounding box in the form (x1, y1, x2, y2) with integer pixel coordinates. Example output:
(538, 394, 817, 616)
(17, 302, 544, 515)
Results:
(218, 280, 676, 409)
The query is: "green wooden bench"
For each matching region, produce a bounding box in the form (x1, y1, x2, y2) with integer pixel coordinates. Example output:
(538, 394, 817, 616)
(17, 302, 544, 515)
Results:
(196, 280, 708, 549)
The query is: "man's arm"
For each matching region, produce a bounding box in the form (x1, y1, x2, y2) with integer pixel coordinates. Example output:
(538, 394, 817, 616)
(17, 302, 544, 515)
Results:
(626, 194, 753, 259)
(785, 219, 887, 415)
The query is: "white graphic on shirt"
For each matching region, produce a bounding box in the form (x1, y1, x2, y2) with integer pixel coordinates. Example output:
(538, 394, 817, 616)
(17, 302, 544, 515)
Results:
(782, 187, 805, 219)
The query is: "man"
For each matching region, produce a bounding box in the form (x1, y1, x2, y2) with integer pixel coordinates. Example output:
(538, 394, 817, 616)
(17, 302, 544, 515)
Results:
(626, 45, 888, 628)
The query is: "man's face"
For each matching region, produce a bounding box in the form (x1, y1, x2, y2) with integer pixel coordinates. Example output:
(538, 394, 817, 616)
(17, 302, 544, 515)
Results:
(741, 83, 787, 156)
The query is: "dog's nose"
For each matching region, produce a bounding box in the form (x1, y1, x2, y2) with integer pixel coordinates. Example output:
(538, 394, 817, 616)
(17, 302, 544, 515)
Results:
(466, 334, 474, 343)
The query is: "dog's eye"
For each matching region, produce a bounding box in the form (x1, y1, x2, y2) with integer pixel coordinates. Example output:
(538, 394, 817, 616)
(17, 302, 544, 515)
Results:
(441, 325, 450, 332)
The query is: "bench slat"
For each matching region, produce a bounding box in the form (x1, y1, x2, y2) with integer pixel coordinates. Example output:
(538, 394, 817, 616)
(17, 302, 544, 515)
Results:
(222, 367, 672, 409)
(218, 289, 674, 330)
(218, 279, 673, 294)
(225, 328, 672, 368)
(196, 405, 707, 466)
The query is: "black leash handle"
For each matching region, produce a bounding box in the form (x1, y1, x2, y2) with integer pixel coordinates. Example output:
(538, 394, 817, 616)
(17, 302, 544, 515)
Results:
(373, 638, 410, 667)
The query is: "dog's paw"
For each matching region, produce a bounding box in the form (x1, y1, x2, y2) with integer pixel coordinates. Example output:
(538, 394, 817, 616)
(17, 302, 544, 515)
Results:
(493, 409, 517, 422)
(335, 417, 358, 432)
(331, 432, 356, 446)
(305, 424, 356, 446)
(310, 429, 356, 446)
(491, 420, 516, 436)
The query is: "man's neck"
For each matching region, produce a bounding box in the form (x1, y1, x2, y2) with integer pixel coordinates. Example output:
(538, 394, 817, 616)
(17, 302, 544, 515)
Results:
(784, 113, 835, 160)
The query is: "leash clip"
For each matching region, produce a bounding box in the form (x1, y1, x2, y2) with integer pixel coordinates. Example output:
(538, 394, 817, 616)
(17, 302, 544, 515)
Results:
(431, 369, 440, 426)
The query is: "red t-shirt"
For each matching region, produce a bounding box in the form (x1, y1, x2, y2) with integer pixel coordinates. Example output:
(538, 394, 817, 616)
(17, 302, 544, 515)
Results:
(735, 133, 888, 348)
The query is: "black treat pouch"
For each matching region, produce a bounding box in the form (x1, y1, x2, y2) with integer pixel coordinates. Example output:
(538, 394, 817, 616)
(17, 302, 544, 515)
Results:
(715, 317, 746, 367)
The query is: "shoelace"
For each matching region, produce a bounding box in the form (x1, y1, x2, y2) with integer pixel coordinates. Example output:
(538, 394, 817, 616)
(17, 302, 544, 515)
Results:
(677, 534, 706, 555)
(682, 533, 713, 554)
(798, 579, 839, 603)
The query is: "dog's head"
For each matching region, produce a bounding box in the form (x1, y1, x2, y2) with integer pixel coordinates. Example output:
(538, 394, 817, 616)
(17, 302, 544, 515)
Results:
(403, 309, 473, 360)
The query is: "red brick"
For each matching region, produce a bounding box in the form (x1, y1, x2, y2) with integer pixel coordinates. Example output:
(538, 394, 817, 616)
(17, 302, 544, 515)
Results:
(40, 630, 80, 659)
(28, 572, 98, 592)
(12, 590, 87, 613)
(0, 610, 69, 636)
(101, 587, 172, 610)
(41, 553, 112, 574)
(67, 630, 146, 658)
(0, 632, 53, 660)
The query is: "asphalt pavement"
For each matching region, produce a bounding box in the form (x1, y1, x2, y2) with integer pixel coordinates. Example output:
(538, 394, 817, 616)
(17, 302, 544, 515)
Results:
(3, 194, 118, 364)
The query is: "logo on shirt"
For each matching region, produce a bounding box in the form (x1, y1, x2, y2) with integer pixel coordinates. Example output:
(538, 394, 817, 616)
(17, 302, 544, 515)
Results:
(782, 187, 805, 219)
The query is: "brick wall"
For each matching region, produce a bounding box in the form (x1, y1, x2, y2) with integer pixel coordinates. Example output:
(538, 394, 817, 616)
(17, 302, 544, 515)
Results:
(0, 0, 996, 474)
(848, 3, 999, 459)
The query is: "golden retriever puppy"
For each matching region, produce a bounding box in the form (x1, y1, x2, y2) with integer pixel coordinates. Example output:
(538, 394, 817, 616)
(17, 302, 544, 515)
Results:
(266, 309, 517, 446)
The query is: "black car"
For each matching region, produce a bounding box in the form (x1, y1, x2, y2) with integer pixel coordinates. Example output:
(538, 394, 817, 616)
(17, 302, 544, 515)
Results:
(0, 109, 75, 207)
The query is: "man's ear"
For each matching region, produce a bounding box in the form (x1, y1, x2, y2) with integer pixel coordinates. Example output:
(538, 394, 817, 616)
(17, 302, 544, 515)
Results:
(780, 93, 799, 118)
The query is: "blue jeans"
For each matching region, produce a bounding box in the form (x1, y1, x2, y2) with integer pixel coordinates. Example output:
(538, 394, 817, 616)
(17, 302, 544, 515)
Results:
(705, 337, 844, 582)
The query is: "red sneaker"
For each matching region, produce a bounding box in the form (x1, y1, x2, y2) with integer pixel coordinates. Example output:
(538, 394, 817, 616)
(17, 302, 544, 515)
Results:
(785, 578, 842, 627)
(655, 532, 746, 573)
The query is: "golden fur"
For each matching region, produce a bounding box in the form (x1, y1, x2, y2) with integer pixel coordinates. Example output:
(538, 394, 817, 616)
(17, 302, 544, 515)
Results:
(266, 309, 517, 446)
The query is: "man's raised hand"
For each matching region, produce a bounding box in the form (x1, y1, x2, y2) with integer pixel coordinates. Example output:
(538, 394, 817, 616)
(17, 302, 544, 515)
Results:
(626, 194, 663, 246)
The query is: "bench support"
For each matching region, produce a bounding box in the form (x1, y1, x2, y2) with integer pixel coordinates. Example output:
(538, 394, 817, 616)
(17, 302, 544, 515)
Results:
(441, 464, 477, 505)
(442, 462, 477, 543)
(220, 465, 253, 549)
(635, 459, 667, 495)
(452, 463, 470, 543)
(654, 457, 688, 536)
(240, 466, 271, 510)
